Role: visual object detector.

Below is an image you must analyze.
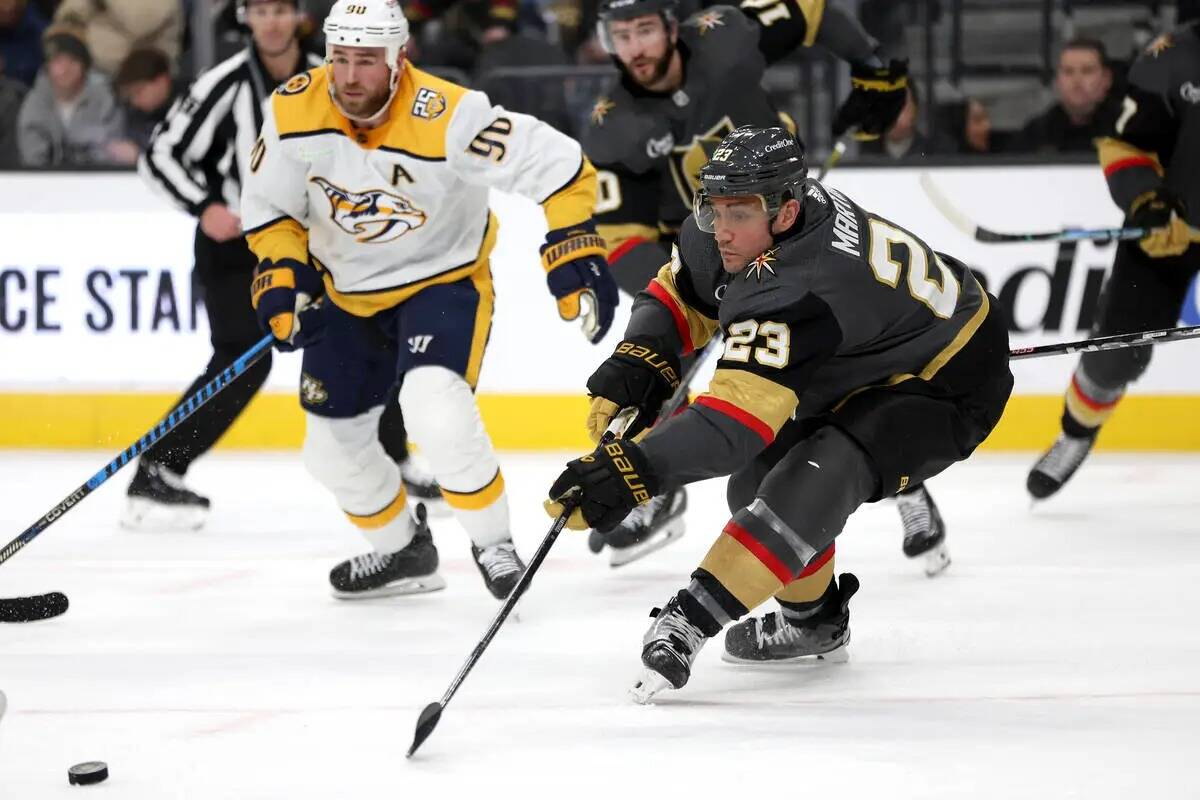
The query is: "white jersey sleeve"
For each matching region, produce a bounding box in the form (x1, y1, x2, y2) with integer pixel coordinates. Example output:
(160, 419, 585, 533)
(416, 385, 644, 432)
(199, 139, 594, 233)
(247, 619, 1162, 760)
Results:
(241, 108, 311, 265)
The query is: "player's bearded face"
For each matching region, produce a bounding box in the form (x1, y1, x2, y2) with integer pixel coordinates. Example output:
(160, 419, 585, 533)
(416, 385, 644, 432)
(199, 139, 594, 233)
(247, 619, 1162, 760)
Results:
(708, 197, 774, 273)
(330, 46, 396, 119)
(609, 16, 676, 88)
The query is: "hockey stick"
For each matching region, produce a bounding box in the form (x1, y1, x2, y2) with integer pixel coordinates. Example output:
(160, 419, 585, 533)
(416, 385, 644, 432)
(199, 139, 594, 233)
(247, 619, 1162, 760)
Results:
(407, 408, 638, 759)
(1010, 323, 1200, 361)
(816, 128, 856, 182)
(0, 332, 275, 585)
(0, 592, 69, 623)
(917, 172, 1200, 245)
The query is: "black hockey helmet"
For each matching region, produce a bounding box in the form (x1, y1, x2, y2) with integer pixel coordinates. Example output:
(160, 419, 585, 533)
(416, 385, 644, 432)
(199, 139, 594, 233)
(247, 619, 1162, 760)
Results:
(596, 0, 679, 51)
(693, 126, 808, 233)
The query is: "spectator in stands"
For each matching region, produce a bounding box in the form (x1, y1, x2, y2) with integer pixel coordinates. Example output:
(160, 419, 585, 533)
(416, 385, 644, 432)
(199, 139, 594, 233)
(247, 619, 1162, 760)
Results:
(0, 57, 26, 166)
(113, 46, 174, 152)
(53, 0, 182, 76)
(0, 0, 48, 87)
(939, 97, 993, 155)
(16, 25, 122, 165)
(1011, 38, 1118, 154)
(859, 84, 938, 162)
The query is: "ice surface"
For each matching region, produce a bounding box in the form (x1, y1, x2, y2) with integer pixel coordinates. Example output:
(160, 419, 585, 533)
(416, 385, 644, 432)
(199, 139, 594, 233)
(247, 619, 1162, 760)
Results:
(1, 451, 1198, 798)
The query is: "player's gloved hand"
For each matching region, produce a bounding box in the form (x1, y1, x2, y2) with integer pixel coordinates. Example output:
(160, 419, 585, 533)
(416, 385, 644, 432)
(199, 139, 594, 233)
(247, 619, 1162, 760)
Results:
(541, 223, 619, 344)
(585, 336, 681, 443)
(544, 439, 659, 531)
(832, 59, 908, 141)
(1128, 188, 1195, 258)
(250, 257, 328, 352)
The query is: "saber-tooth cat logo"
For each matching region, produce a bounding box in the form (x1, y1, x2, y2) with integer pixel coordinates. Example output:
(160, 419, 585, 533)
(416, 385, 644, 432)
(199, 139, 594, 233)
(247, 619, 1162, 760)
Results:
(311, 177, 427, 243)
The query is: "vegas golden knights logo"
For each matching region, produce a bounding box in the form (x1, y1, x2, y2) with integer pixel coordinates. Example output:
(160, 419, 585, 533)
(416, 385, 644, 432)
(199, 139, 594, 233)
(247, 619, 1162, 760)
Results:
(667, 116, 736, 207)
(310, 177, 427, 243)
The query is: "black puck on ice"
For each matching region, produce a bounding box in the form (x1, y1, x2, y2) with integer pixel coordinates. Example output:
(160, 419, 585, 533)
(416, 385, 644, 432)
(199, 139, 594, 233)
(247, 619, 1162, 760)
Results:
(68, 761, 108, 786)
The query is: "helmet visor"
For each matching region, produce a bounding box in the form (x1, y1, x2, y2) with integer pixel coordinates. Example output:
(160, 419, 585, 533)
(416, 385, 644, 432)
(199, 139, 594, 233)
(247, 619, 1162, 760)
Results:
(693, 190, 770, 234)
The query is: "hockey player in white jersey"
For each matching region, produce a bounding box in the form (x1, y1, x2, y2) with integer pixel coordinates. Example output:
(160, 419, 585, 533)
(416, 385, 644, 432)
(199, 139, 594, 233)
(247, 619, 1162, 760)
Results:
(241, 0, 618, 600)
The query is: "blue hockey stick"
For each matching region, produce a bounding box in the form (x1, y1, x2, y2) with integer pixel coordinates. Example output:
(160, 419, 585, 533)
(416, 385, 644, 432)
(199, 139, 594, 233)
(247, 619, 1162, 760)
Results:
(0, 333, 276, 568)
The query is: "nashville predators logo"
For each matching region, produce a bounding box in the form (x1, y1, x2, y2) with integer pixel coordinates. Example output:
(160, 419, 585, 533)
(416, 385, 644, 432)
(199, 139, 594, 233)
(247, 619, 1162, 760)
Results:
(300, 373, 328, 405)
(311, 177, 427, 243)
(667, 116, 735, 206)
(277, 72, 311, 96)
(590, 97, 616, 126)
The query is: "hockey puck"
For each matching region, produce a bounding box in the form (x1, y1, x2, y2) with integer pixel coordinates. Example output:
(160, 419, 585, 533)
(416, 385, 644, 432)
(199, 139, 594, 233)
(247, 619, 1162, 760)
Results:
(68, 761, 108, 786)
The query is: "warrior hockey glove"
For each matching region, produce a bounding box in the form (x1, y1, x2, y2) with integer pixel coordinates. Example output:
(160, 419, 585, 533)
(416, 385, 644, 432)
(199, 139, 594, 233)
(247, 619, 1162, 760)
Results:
(832, 59, 909, 141)
(585, 337, 681, 443)
(545, 439, 660, 531)
(1128, 189, 1196, 258)
(542, 223, 619, 344)
(250, 257, 327, 352)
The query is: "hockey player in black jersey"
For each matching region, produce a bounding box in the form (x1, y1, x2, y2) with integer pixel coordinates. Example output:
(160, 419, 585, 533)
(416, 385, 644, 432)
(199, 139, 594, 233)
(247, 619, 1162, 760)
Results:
(1028, 21, 1200, 500)
(581, 0, 947, 573)
(546, 127, 1013, 700)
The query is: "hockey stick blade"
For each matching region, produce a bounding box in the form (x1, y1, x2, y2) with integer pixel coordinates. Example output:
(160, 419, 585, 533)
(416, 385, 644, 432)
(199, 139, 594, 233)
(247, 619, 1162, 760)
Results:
(0, 591, 69, 623)
(407, 702, 443, 758)
(919, 173, 1150, 245)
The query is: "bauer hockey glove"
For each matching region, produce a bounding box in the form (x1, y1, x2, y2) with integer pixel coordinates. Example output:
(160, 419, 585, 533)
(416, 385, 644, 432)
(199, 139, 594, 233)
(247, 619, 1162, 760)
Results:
(541, 223, 619, 344)
(545, 439, 660, 531)
(585, 337, 681, 443)
(832, 59, 908, 141)
(250, 257, 328, 352)
(1128, 189, 1196, 258)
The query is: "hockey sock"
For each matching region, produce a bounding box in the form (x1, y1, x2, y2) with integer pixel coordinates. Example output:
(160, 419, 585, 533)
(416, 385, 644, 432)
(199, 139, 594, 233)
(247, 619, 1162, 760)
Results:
(346, 486, 416, 554)
(774, 545, 836, 625)
(1062, 366, 1122, 438)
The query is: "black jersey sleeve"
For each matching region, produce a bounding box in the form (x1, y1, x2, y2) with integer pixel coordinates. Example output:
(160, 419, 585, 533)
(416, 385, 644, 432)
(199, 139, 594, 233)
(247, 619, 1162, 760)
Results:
(626, 227, 720, 357)
(737, 0, 879, 66)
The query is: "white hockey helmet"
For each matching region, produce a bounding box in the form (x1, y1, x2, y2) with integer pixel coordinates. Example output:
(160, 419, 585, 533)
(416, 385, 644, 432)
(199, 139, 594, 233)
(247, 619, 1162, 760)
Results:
(323, 0, 410, 122)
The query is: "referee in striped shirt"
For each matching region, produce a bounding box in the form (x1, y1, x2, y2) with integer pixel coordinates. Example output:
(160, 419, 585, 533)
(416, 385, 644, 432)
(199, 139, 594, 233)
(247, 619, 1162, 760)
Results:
(124, 0, 323, 530)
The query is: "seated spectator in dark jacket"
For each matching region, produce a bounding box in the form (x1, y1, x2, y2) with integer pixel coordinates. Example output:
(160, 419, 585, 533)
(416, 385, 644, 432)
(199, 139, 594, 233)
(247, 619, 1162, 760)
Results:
(1012, 38, 1119, 154)
(113, 46, 174, 153)
(939, 97, 994, 155)
(0, 65, 25, 166)
(859, 84, 940, 162)
(0, 0, 48, 87)
(16, 25, 123, 165)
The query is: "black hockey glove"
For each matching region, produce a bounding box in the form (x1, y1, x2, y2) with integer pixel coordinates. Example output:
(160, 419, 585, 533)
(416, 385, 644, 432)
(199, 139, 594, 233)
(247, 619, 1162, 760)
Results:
(832, 59, 908, 141)
(545, 439, 660, 531)
(585, 336, 681, 443)
(542, 223, 620, 344)
(251, 257, 328, 352)
(1128, 188, 1194, 258)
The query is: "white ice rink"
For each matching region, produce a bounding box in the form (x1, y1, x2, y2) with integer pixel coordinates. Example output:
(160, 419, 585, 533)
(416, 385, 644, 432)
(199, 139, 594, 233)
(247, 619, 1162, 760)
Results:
(1, 450, 1198, 798)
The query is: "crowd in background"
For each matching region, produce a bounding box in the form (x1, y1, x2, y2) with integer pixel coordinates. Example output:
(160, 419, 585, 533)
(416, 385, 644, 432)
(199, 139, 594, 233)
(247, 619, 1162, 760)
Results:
(0, 0, 1182, 169)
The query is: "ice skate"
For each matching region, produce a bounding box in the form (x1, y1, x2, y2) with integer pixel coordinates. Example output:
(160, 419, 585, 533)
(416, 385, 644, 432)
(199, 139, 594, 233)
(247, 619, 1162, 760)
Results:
(593, 487, 687, 567)
(722, 573, 858, 665)
(630, 596, 709, 704)
(470, 538, 527, 600)
(896, 485, 950, 577)
(121, 460, 210, 532)
(1027, 432, 1096, 501)
(329, 505, 445, 598)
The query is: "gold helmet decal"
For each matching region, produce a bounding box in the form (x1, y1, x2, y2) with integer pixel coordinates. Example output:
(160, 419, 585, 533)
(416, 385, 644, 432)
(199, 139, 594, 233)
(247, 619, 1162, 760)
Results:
(311, 177, 428, 243)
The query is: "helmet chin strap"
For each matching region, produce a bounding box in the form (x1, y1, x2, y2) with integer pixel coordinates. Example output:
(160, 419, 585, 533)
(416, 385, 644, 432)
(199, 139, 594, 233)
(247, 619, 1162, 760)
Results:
(327, 58, 405, 126)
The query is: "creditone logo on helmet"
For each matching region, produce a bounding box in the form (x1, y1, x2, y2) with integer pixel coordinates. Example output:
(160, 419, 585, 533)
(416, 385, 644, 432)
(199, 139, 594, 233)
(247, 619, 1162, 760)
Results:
(311, 177, 427, 243)
(667, 116, 735, 206)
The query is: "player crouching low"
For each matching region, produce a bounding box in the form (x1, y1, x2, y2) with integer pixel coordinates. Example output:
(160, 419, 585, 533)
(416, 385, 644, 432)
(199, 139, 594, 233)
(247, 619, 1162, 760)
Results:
(242, 0, 618, 601)
(546, 126, 1013, 701)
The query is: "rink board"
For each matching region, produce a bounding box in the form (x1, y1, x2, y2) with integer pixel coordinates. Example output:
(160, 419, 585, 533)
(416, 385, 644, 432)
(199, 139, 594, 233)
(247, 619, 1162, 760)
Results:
(1, 168, 1198, 449)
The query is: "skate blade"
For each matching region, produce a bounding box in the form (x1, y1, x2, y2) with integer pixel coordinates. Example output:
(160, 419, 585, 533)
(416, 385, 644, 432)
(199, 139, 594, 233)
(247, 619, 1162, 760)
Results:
(629, 668, 674, 705)
(609, 519, 686, 568)
(331, 573, 447, 600)
(923, 543, 951, 578)
(721, 642, 850, 666)
(120, 498, 207, 532)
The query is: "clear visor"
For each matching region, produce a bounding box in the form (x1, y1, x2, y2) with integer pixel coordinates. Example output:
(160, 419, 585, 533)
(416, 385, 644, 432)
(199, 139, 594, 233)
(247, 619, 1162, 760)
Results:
(597, 11, 672, 55)
(693, 190, 770, 233)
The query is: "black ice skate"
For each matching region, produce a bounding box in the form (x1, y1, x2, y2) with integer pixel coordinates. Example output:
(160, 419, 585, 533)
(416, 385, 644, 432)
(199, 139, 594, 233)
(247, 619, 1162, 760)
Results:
(398, 455, 449, 517)
(470, 538, 527, 600)
(329, 505, 445, 598)
(722, 573, 859, 665)
(630, 596, 709, 704)
(121, 460, 210, 531)
(1027, 432, 1096, 501)
(589, 487, 687, 567)
(896, 485, 950, 577)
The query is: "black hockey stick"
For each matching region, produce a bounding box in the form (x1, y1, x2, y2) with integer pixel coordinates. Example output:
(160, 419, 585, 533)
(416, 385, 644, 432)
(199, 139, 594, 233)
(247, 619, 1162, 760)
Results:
(0, 592, 69, 623)
(1010, 323, 1200, 361)
(0, 332, 275, 604)
(407, 408, 638, 759)
(918, 172, 1200, 245)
